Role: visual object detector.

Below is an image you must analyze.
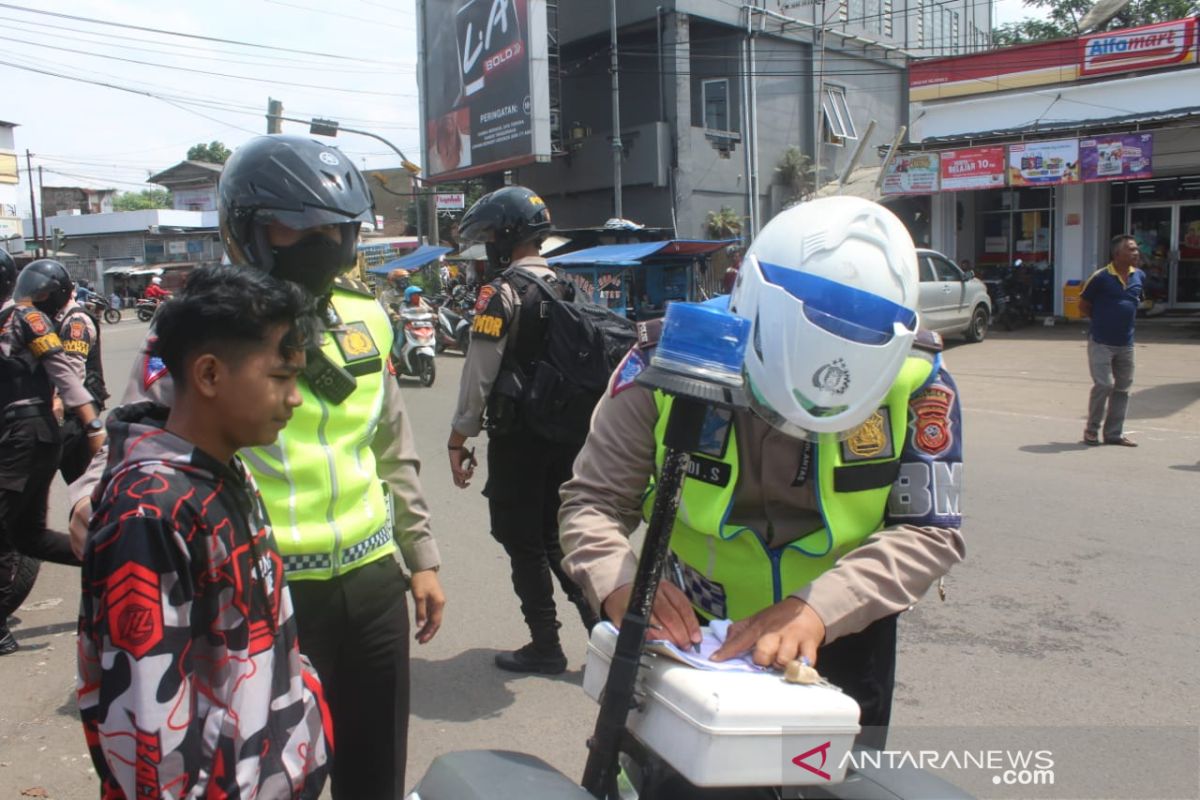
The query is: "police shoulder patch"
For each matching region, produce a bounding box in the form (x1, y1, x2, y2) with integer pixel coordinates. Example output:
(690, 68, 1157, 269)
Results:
(909, 382, 956, 456)
(143, 337, 168, 390)
(474, 284, 498, 315)
(471, 312, 506, 340)
(611, 347, 647, 396)
(22, 308, 50, 336)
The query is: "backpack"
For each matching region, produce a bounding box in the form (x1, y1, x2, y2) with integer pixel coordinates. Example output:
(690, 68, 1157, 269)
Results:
(503, 267, 637, 445)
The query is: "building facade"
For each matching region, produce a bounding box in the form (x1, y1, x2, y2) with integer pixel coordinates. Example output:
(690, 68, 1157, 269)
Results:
(507, 0, 989, 240)
(0, 121, 22, 252)
(22, 209, 221, 293)
(898, 17, 1200, 313)
(147, 160, 223, 212)
(40, 186, 116, 217)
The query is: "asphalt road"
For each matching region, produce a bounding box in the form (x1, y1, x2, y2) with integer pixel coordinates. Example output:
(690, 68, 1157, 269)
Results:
(1, 316, 1198, 799)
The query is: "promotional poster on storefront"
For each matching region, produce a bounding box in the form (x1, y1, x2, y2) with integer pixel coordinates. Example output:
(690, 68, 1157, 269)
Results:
(1079, 134, 1153, 182)
(940, 146, 1006, 191)
(1008, 140, 1081, 186)
(882, 152, 940, 195)
(418, 0, 551, 182)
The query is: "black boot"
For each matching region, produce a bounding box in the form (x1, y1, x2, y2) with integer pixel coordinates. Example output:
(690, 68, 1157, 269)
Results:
(494, 642, 567, 674)
(0, 624, 18, 656)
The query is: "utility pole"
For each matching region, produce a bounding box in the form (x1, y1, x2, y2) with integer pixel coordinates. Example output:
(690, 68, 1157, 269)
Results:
(38, 166, 48, 257)
(610, 0, 623, 219)
(267, 98, 283, 134)
(26, 150, 40, 257)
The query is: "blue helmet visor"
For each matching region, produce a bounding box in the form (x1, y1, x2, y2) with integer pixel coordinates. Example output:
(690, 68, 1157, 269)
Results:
(758, 260, 917, 345)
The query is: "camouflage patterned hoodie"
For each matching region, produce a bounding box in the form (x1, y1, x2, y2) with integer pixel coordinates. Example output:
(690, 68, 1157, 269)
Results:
(77, 403, 331, 799)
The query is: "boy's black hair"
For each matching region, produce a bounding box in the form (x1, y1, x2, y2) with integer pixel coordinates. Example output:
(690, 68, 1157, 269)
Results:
(152, 265, 319, 388)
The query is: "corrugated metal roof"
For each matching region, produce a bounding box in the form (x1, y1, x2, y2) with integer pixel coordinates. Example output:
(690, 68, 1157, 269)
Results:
(912, 106, 1200, 148)
(548, 239, 735, 266)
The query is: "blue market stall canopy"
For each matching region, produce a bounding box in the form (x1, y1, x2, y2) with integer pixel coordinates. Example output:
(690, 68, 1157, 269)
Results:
(367, 244, 452, 275)
(548, 239, 736, 267)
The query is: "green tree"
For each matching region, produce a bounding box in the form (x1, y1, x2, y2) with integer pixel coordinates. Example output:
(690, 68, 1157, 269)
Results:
(113, 189, 172, 211)
(704, 206, 743, 240)
(187, 140, 232, 164)
(775, 147, 817, 205)
(993, 0, 1194, 45)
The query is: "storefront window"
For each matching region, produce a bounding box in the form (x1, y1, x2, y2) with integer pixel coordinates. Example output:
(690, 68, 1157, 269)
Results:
(974, 188, 1053, 276)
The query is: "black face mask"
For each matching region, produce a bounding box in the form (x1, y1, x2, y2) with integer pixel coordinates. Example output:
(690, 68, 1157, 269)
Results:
(270, 233, 351, 296)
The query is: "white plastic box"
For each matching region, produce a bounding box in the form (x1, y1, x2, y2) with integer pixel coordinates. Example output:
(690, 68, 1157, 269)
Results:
(583, 623, 861, 788)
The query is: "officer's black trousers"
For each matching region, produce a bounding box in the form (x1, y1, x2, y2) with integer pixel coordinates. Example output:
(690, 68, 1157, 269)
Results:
(485, 432, 595, 648)
(0, 413, 80, 619)
(289, 556, 411, 800)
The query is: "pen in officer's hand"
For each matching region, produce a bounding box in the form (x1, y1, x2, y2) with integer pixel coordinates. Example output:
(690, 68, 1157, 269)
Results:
(669, 560, 701, 653)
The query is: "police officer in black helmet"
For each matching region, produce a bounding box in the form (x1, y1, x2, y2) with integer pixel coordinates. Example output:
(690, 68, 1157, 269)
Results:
(0, 257, 100, 655)
(69, 134, 445, 797)
(447, 186, 599, 675)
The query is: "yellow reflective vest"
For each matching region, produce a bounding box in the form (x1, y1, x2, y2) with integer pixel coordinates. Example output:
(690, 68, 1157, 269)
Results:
(643, 356, 935, 620)
(240, 286, 396, 580)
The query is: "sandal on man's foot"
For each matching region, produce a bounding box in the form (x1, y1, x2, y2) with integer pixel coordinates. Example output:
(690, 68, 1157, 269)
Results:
(1083, 431, 1101, 446)
(1105, 436, 1138, 447)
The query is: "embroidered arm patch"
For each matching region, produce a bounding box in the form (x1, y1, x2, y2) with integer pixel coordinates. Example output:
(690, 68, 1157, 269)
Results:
(886, 367, 963, 529)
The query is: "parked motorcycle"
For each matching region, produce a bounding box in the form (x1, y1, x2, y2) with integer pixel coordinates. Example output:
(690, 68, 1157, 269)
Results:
(390, 306, 437, 387)
(983, 260, 1034, 331)
(83, 294, 122, 325)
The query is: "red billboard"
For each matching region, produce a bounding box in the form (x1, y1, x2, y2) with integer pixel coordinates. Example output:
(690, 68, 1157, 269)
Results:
(939, 146, 1006, 191)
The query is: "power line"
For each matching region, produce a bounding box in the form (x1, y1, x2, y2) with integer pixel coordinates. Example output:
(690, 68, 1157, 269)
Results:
(0, 16, 413, 75)
(2, 36, 418, 98)
(261, 0, 413, 30)
(0, 1, 410, 65)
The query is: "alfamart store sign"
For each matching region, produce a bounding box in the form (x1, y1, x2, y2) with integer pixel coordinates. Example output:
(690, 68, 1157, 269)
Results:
(909, 17, 1198, 101)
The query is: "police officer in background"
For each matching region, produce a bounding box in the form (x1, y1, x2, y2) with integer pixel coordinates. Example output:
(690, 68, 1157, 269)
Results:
(55, 283, 109, 483)
(69, 134, 446, 798)
(0, 258, 101, 654)
(447, 186, 598, 675)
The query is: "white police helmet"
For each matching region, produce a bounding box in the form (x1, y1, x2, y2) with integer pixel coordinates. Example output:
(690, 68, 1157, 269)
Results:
(729, 196, 920, 440)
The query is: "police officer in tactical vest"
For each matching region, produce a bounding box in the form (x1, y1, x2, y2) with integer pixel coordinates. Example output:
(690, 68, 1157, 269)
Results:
(69, 135, 446, 798)
(0, 257, 102, 655)
(55, 282, 109, 483)
(447, 186, 599, 675)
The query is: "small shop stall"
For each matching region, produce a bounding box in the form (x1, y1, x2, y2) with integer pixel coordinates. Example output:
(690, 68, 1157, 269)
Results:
(547, 239, 735, 319)
(365, 244, 453, 290)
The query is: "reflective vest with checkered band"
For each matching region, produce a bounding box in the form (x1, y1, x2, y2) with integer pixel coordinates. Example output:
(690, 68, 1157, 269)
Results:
(241, 289, 396, 581)
(643, 356, 934, 621)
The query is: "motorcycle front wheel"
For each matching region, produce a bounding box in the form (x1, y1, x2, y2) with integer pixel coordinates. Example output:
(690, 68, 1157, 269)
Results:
(419, 354, 436, 387)
(103, 308, 122, 325)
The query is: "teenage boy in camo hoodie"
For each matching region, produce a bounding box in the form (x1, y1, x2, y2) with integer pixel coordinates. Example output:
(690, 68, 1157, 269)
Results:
(77, 266, 331, 799)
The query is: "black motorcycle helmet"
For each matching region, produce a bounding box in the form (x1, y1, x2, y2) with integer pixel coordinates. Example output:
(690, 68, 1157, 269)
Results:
(14, 259, 73, 316)
(0, 249, 16, 303)
(219, 134, 375, 296)
(457, 186, 552, 271)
